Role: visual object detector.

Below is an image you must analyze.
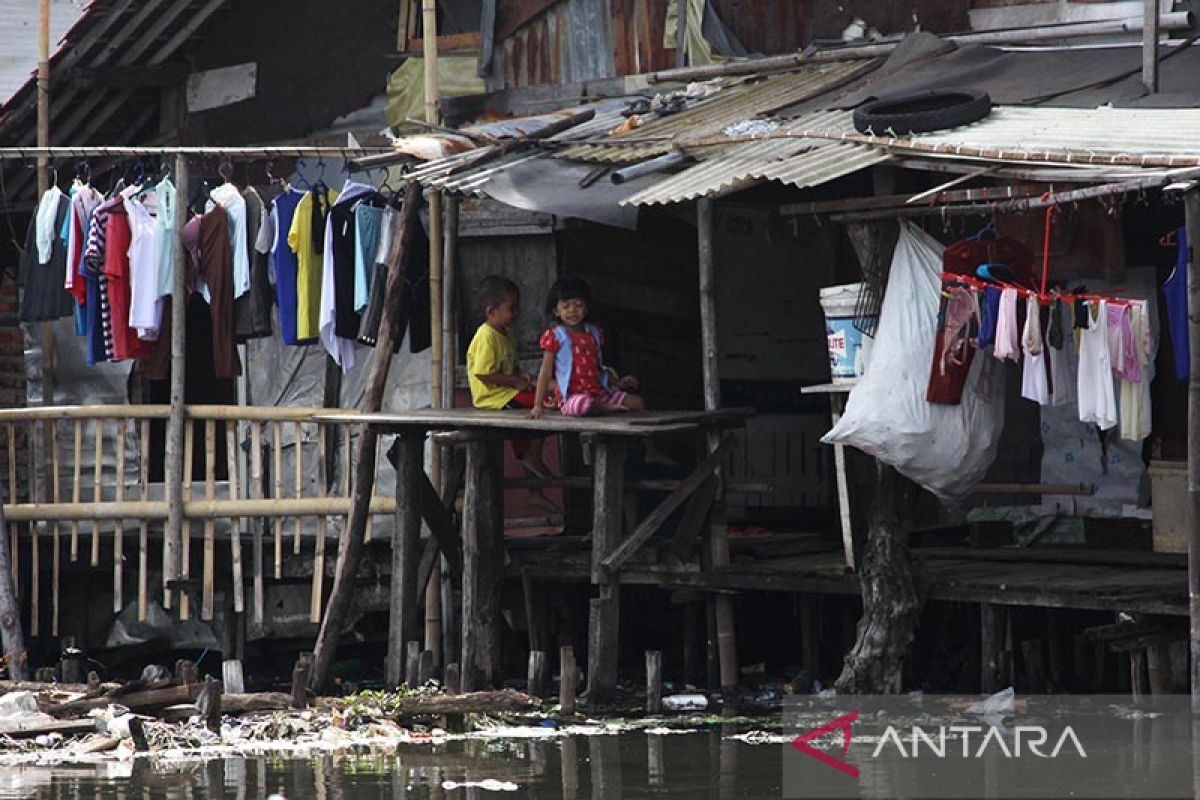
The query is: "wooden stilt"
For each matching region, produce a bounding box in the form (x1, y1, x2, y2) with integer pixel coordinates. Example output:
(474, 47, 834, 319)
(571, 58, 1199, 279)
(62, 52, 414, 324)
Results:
(587, 438, 624, 704)
(113, 419, 125, 614)
(180, 420, 194, 620)
(49, 419, 59, 635)
(290, 653, 310, 709)
(250, 421, 264, 625)
(527, 650, 547, 698)
(70, 419, 80, 562)
(309, 424, 326, 623)
(138, 420, 149, 621)
(385, 433, 424, 687)
(202, 419, 215, 620)
(418, 649, 434, 685)
(460, 437, 502, 692)
(292, 421, 303, 555)
(647, 731, 665, 787)
(163, 152, 188, 611)
(561, 735, 579, 800)
(0, 498, 28, 679)
(1182, 188, 1200, 711)
(1147, 642, 1172, 695)
(1130, 649, 1147, 702)
(405, 640, 421, 687)
(6, 424, 17, 596)
(28, 423, 37, 637)
(559, 645, 577, 715)
(226, 420, 244, 615)
(645, 650, 662, 713)
(273, 421, 283, 579)
(91, 419, 102, 567)
(696, 198, 738, 691)
(444, 662, 461, 695)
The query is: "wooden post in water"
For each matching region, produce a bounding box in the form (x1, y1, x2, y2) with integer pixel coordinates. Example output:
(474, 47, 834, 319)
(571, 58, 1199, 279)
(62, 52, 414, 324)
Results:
(646, 650, 663, 713)
(696, 198, 738, 691)
(310, 184, 420, 691)
(1184, 188, 1200, 712)
(385, 433, 424, 687)
(559, 645, 577, 715)
(587, 438, 624, 704)
(460, 437, 503, 691)
(527, 650, 547, 699)
(291, 653, 310, 709)
(0, 502, 27, 679)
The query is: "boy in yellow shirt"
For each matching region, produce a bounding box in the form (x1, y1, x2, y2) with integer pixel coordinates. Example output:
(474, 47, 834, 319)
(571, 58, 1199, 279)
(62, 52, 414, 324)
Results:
(466, 276, 555, 507)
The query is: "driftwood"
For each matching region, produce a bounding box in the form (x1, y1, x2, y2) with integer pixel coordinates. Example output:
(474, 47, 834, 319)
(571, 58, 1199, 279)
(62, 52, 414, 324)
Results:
(221, 692, 292, 714)
(0, 718, 98, 739)
(49, 683, 201, 717)
(74, 734, 121, 754)
(397, 688, 539, 715)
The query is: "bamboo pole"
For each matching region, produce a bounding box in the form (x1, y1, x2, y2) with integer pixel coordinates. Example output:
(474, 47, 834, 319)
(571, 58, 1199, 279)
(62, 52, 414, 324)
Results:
(113, 420, 125, 614)
(163, 153, 188, 609)
(1143, 0, 1159, 94)
(2, 495, 404, 520)
(251, 421, 264, 625)
(293, 421, 303, 555)
(225, 420, 244, 614)
(202, 420, 215, 620)
(697, 198, 738, 691)
(70, 419, 81, 561)
(364, 444, 376, 543)
(273, 420, 282, 578)
(138, 420, 149, 621)
(310, 425, 327, 624)
(28, 423, 37, 637)
(181, 421, 194, 620)
(91, 420, 102, 567)
(50, 420, 59, 636)
(6, 425, 16, 594)
(309, 183, 421, 691)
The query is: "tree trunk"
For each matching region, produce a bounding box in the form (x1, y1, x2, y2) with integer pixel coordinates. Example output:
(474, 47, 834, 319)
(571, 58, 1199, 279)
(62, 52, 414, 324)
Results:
(0, 504, 28, 680)
(834, 463, 921, 694)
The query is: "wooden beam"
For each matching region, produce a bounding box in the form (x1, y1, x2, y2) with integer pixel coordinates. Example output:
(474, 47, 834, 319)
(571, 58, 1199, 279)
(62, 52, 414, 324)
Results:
(408, 32, 483, 54)
(418, 471, 462, 573)
(669, 474, 718, 559)
(118, 0, 195, 66)
(310, 183, 421, 692)
(149, 0, 230, 66)
(601, 436, 735, 574)
(66, 63, 189, 88)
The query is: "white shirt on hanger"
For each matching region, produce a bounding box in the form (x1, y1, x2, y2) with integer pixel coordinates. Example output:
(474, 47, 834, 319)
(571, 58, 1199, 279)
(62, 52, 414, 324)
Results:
(124, 193, 163, 340)
(35, 186, 64, 265)
(1077, 300, 1118, 431)
(319, 181, 374, 372)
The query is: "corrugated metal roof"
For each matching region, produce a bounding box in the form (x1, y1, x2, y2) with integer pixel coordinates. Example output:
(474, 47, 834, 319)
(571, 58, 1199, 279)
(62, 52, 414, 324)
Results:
(622, 109, 889, 205)
(558, 59, 876, 164)
(895, 106, 1200, 167)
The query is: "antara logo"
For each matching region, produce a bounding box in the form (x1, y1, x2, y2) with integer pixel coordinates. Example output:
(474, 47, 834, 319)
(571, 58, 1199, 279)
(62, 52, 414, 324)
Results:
(791, 711, 1087, 779)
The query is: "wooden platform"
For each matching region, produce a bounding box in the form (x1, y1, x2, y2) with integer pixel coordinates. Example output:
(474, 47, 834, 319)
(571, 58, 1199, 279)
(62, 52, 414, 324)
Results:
(313, 407, 753, 436)
(507, 536, 1189, 616)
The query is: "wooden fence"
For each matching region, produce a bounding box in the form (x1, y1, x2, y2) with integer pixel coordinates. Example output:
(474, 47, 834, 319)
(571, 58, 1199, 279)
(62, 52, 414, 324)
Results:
(0, 405, 397, 637)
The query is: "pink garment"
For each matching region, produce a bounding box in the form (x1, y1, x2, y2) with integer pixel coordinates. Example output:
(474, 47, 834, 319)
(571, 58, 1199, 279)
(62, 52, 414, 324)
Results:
(938, 285, 979, 377)
(1106, 303, 1138, 381)
(560, 389, 628, 417)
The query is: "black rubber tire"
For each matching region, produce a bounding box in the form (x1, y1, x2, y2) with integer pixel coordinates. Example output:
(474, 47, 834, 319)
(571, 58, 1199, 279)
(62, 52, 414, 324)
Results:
(852, 89, 992, 135)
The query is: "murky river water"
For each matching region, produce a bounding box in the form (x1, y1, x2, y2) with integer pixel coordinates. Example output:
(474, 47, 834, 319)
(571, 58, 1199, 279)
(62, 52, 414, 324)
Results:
(0, 731, 782, 799)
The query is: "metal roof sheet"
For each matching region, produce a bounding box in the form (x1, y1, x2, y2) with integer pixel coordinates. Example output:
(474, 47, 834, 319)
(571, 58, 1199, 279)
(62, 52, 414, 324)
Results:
(557, 59, 876, 165)
(622, 109, 889, 206)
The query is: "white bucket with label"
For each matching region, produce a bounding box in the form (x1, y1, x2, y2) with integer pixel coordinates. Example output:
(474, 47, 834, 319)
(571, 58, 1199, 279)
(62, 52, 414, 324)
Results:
(819, 283, 875, 382)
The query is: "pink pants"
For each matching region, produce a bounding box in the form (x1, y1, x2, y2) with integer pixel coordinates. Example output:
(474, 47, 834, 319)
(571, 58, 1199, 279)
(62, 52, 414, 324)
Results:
(560, 390, 627, 417)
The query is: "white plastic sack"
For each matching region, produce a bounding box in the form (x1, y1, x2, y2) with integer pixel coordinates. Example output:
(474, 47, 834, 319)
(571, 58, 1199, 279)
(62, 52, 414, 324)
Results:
(821, 222, 1004, 503)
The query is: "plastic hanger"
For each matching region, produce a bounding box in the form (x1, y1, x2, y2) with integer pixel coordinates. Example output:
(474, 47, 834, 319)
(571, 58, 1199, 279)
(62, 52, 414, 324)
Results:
(1160, 229, 1179, 247)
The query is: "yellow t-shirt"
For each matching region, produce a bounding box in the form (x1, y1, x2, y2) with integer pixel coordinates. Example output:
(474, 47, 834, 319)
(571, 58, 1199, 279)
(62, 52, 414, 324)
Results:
(287, 189, 339, 341)
(466, 323, 519, 409)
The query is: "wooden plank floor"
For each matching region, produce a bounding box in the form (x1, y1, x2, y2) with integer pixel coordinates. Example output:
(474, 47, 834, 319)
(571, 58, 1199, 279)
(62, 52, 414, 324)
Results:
(507, 536, 1189, 616)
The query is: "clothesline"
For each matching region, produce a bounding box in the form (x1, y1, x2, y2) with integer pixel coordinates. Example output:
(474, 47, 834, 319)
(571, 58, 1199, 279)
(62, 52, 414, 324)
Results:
(0, 147, 394, 160)
(942, 273, 1137, 309)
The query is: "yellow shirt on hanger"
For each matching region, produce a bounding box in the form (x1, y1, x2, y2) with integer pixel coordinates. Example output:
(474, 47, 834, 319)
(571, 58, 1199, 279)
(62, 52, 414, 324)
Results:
(287, 188, 338, 341)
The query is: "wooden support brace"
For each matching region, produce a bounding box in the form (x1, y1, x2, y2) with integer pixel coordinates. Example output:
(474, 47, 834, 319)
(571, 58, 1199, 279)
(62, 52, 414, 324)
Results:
(601, 436, 734, 574)
(385, 433, 424, 687)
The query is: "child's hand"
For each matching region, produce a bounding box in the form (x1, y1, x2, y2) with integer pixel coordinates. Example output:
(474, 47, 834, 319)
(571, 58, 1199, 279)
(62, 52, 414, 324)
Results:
(617, 374, 639, 391)
(516, 373, 535, 392)
(529, 403, 545, 420)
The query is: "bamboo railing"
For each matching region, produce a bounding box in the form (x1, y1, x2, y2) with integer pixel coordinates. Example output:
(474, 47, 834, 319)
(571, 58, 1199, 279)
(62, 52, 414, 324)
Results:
(0, 405, 395, 633)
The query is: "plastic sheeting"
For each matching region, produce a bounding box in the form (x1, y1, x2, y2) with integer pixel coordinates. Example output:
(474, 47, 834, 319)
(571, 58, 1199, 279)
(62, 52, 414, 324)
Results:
(822, 222, 1006, 503)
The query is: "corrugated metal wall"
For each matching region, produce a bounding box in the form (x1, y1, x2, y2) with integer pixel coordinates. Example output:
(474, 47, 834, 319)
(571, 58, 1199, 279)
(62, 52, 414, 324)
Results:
(0, 0, 83, 104)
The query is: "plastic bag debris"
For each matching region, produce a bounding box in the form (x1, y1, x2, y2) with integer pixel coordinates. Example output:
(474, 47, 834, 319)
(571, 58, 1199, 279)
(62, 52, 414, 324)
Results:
(661, 694, 708, 712)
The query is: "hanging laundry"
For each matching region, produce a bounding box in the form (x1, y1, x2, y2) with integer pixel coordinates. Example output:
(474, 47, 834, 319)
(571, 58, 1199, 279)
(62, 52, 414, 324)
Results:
(34, 186, 65, 265)
(154, 177, 177, 299)
(233, 187, 273, 342)
(200, 205, 241, 378)
(320, 182, 379, 370)
(64, 183, 101, 295)
(354, 203, 384, 313)
(1119, 299, 1152, 441)
(103, 190, 154, 361)
(1077, 300, 1118, 431)
(288, 186, 338, 342)
(992, 287, 1020, 361)
(208, 182, 250, 300)
(1048, 329, 1076, 408)
(19, 190, 73, 323)
(123, 190, 163, 340)
(270, 188, 311, 345)
(925, 281, 978, 405)
(1163, 226, 1189, 380)
(976, 285, 1001, 349)
(1020, 294, 1048, 405)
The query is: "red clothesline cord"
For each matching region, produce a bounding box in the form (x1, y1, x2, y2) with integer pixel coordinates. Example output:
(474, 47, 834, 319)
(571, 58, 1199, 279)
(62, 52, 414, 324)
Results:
(941, 273, 1134, 307)
(1040, 194, 1056, 302)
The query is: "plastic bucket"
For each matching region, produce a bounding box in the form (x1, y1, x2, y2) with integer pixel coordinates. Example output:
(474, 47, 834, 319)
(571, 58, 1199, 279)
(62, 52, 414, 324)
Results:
(819, 283, 875, 382)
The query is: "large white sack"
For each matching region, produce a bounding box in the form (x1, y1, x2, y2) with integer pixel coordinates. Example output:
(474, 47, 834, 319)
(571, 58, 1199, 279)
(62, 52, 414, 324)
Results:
(821, 222, 1005, 503)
